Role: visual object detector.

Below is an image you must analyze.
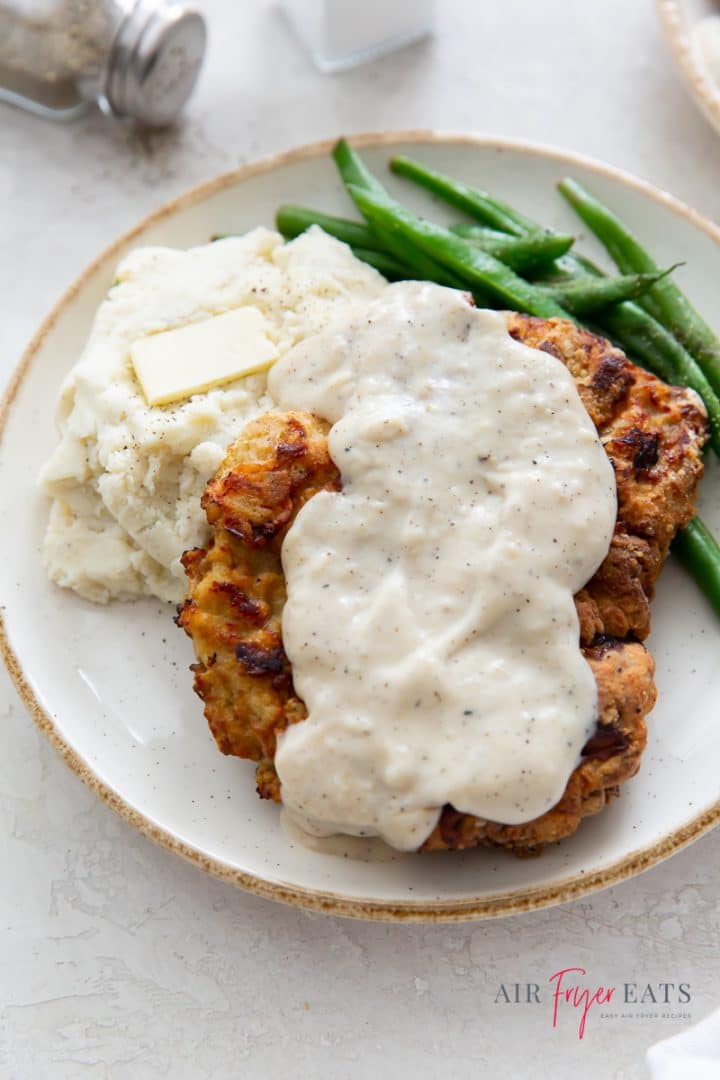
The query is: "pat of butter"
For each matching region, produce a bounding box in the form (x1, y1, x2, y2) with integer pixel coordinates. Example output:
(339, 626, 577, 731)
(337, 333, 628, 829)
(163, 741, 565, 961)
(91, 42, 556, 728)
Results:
(130, 306, 279, 406)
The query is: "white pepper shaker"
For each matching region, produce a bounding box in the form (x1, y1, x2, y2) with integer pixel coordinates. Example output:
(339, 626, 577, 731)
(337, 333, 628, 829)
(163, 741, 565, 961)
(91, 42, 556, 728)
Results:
(0, 0, 206, 126)
(280, 0, 435, 73)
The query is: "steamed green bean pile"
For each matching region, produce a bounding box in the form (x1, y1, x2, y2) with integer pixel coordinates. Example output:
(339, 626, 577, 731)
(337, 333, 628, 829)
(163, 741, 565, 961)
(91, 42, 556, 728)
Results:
(274, 140, 720, 619)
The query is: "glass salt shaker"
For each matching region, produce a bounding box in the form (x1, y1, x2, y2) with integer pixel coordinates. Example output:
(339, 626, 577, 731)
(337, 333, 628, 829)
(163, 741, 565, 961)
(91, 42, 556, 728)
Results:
(0, 0, 206, 126)
(280, 0, 435, 73)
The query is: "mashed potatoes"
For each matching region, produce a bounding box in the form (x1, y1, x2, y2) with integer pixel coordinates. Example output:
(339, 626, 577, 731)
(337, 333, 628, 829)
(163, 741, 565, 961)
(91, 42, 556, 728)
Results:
(40, 227, 386, 603)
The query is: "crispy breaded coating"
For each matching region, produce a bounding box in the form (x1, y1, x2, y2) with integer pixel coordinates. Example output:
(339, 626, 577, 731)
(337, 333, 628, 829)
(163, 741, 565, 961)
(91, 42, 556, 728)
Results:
(177, 315, 707, 853)
(178, 413, 333, 765)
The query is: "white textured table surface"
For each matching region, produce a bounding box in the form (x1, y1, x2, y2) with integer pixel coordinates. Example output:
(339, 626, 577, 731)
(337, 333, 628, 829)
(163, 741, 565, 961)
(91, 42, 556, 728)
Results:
(3, 2, 720, 1077)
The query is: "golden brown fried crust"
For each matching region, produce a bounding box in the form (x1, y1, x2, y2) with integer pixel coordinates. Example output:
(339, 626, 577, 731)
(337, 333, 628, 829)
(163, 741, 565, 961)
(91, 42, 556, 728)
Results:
(506, 315, 707, 646)
(178, 315, 708, 854)
(177, 413, 337, 766)
(422, 640, 656, 852)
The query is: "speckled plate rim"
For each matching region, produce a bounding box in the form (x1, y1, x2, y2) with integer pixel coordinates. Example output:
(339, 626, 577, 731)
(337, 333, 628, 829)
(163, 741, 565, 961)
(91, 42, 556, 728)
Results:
(3, 129, 720, 923)
(657, 0, 720, 136)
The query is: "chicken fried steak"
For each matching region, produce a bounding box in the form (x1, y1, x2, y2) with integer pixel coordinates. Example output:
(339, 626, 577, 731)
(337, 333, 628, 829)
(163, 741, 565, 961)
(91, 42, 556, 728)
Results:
(177, 315, 707, 854)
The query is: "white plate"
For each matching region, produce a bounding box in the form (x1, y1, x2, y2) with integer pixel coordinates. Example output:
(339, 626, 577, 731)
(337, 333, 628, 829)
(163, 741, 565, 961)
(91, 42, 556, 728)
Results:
(2, 132, 720, 921)
(657, 0, 720, 136)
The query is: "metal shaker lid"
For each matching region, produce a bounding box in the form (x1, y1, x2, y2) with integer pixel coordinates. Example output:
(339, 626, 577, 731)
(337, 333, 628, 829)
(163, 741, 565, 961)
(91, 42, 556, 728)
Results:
(105, 1, 206, 126)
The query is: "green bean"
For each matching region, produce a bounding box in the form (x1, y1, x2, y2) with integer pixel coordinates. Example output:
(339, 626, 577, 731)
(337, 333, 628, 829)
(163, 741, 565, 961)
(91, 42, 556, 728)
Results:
(333, 140, 468, 290)
(333, 138, 386, 195)
(276, 205, 383, 250)
(450, 223, 513, 241)
(542, 268, 678, 317)
(333, 139, 493, 301)
(390, 155, 537, 236)
(672, 517, 720, 618)
(347, 184, 570, 318)
(558, 177, 720, 392)
(449, 224, 575, 273)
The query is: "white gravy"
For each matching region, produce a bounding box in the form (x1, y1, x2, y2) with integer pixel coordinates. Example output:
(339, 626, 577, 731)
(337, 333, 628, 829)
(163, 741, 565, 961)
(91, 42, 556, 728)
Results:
(280, 809, 402, 862)
(267, 282, 616, 851)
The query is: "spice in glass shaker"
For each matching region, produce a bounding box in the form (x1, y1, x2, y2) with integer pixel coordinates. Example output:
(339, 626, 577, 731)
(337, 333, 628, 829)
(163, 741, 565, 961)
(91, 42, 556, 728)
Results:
(0, 0, 206, 125)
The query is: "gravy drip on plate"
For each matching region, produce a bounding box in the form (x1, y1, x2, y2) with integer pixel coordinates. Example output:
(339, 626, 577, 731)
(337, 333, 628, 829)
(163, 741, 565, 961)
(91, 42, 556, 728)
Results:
(268, 282, 617, 851)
